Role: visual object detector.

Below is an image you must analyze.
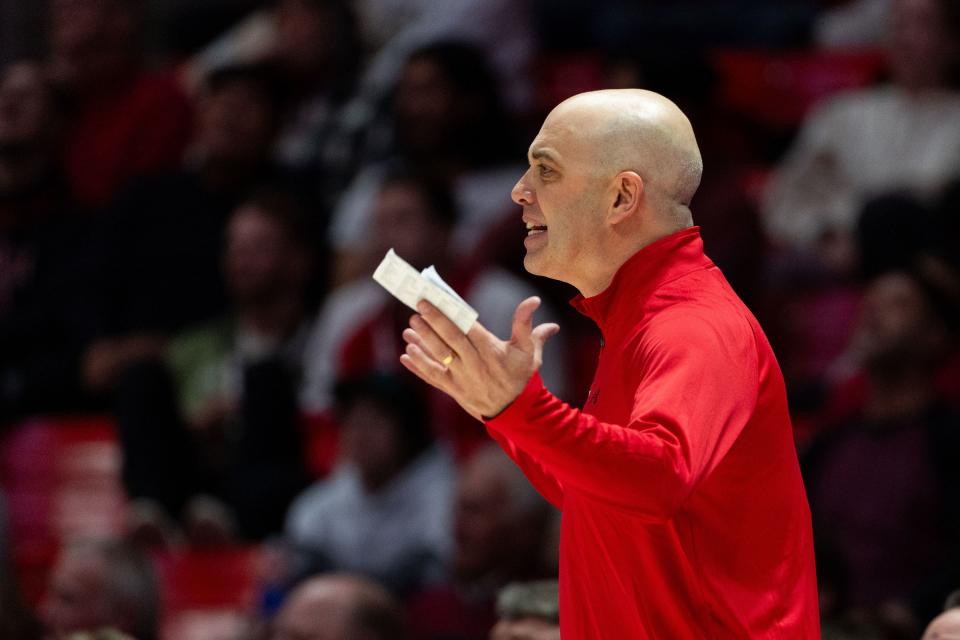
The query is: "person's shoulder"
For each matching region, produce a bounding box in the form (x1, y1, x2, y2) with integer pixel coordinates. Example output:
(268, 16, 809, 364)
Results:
(168, 317, 233, 363)
(796, 85, 887, 133)
(165, 318, 233, 389)
(402, 446, 457, 497)
(287, 468, 360, 530)
(822, 85, 890, 112)
(321, 279, 385, 317)
(921, 88, 960, 120)
(641, 295, 756, 355)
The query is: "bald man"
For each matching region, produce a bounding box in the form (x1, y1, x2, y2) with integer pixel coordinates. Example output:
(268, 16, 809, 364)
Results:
(924, 608, 960, 640)
(270, 574, 404, 640)
(400, 90, 820, 638)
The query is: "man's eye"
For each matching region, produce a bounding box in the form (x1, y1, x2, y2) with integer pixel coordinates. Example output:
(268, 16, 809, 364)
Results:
(538, 165, 553, 177)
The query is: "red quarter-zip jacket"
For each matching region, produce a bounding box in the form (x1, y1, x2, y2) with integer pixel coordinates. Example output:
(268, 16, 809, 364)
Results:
(485, 227, 820, 639)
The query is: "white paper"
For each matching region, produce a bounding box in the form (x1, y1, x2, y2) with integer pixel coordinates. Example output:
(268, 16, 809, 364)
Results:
(372, 249, 479, 333)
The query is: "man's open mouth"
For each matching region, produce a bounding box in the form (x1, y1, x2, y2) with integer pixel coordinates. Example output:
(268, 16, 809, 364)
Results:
(526, 222, 548, 236)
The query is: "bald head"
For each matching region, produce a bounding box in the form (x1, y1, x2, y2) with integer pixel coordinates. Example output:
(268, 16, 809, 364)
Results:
(454, 445, 550, 581)
(461, 445, 546, 518)
(271, 574, 404, 640)
(513, 89, 704, 295)
(547, 89, 702, 213)
(923, 608, 960, 640)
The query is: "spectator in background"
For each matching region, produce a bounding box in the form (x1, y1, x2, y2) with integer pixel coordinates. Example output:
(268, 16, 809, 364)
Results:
(301, 168, 566, 454)
(268, 0, 366, 209)
(40, 538, 159, 640)
(48, 0, 192, 207)
(491, 618, 560, 640)
(328, 41, 524, 284)
(353, 0, 534, 112)
(115, 193, 313, 542)
(803, 268, 960, 630)
(491, 581, 561, 640)
(186, 0, 534, 116)
(286, 372, 455, 596)
(270, 574, 405, 640)
(0, 61, 97, 425)
(407, 445, 554, 640)
(81, 63, 289, 397)
(763, 0, 960, 271)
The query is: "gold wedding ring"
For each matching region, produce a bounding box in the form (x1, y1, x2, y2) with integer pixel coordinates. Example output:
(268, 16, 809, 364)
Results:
(441, 353, 456, 366)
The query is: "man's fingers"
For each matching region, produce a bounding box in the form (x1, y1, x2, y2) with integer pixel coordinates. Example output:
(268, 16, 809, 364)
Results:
(467, 318, 498, 344)
(531, 322, 561, 366)
(404, 320, 452, 363)
(510, 296, 542, 349)
(399, 353, 433, 385)
(417, 301, 480, 363)
(401, 346, 483, 422)
(400, 343, 451, 390)
(532, 322, 560, 347)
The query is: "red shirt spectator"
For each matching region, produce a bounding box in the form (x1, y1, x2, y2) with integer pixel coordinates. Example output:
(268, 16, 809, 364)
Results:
(62, 69, 192, 207)
(48, 0, 192, 207)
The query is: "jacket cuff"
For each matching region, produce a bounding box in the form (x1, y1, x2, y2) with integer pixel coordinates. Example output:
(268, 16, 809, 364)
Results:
(484, 371, 545, 428)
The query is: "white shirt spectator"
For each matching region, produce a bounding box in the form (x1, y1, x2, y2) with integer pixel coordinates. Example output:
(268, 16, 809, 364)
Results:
(286, 445, 455, 589)
(762, 85, 960, 248)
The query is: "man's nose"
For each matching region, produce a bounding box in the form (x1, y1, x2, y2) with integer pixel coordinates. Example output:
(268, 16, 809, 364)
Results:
(511, 171, 535, 206)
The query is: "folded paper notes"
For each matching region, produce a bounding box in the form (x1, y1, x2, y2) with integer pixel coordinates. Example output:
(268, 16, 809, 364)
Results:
(372, 249, 478, 333)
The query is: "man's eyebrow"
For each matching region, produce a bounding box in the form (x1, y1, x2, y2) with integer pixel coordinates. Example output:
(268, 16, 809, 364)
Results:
(529, 148, 560, 164)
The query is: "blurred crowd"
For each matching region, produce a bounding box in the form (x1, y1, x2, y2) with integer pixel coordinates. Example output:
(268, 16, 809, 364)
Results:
(0, 0, 959, 638)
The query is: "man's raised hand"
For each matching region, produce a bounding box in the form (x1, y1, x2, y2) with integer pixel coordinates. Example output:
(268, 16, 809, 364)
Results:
(399, 296, 560, 420)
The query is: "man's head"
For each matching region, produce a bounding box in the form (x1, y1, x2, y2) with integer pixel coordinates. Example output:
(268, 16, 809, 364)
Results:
(223, 190, 312, 309)
(193, 64, 283, 169)
(333, 373, 433, 492)
(923, 607, 960, 640)
(371, 168, 458, 270)
(0, 62, 64, 196)
(394, 41, 512, 165)
(852, 269, 955, 375)
(492, 581, 561, 640)
(40, 538, 159, 640)
(0, 62, 61, 150)
(272, 0, 361, 91)
(889, 0, 960, 90)
(453, 445, 551, 583)
(511, 89, 702, 296)
(48, 0, 141, 90)
(270, 574, 404, 640)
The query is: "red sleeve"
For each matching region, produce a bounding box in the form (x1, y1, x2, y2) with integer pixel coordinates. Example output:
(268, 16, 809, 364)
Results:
(486, 313, 759, 521)
(485, 409, 565, 510)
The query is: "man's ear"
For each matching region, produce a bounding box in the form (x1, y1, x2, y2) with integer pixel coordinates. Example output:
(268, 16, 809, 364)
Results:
(608, 171, 644, 226)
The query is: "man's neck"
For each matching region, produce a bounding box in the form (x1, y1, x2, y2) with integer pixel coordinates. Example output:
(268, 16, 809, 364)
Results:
(578, 222, 690, 297)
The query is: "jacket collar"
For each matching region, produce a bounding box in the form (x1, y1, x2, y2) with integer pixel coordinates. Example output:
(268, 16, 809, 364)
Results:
(570, 226, 713, 335)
